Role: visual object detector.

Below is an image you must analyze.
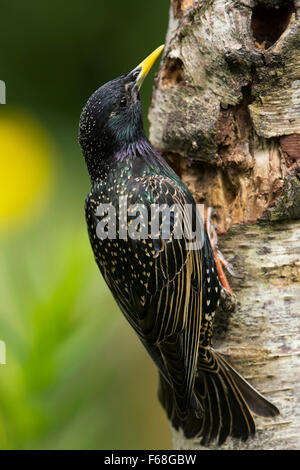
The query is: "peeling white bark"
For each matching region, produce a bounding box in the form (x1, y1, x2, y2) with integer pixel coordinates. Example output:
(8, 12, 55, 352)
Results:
(149, 0, 300, 232)
(149, 0, 300, 450)
(171, 220, 300, 450)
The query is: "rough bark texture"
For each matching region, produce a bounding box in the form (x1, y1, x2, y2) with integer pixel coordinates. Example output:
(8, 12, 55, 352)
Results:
(149, 0, 300, 450)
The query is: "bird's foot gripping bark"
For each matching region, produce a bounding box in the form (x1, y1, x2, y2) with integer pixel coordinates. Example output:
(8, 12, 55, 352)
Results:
(205, 207, 238, 296)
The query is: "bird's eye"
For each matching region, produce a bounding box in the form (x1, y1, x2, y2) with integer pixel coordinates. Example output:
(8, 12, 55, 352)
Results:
(132, 70, 140, 81)
(120, 97, 127, 107)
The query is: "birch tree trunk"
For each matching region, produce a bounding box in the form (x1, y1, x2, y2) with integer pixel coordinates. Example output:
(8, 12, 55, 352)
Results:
(149, 0, 300, 450)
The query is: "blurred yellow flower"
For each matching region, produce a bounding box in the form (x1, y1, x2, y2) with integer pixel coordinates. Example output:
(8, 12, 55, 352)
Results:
(0, 111, 54, 232)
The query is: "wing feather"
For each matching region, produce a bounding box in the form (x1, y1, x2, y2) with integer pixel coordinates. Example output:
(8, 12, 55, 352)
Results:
(88, 172, 204, 412)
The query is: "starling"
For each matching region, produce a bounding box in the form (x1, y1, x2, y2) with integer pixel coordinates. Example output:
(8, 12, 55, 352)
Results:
(79, 45, 279, 445)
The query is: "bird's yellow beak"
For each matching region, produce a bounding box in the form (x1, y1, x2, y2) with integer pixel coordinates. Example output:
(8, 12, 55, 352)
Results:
(134, 45, 164, 89)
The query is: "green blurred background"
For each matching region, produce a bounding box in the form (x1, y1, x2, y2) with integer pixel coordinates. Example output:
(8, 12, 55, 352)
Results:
(0, 0, 171, 449)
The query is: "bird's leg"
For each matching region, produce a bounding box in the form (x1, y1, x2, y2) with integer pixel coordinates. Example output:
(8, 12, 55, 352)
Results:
(205, 208, 238, 295)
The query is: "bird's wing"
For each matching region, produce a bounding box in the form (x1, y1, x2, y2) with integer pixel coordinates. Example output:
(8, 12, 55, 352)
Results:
(99, 173, 204, 410)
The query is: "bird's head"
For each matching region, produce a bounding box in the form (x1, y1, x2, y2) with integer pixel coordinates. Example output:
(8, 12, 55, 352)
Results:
(79, 45, 164, 178)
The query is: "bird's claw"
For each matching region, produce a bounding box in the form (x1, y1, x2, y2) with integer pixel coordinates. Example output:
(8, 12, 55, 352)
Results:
(205, 207, 239, 295)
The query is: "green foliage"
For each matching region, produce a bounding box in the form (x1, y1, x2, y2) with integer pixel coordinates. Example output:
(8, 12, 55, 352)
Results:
(0, 0, 171, 449)
(0, 163, 169, 449)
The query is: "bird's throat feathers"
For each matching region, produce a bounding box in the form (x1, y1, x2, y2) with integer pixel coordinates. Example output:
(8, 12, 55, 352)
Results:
(114, 136, 154, 162)
(80, 102, 163, 180)
(104, 100, 153, 162)
(105, 136, 162, 181)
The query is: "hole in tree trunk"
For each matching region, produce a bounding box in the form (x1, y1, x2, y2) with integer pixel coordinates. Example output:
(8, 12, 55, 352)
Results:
(251, 1, 295, 49)
(172, 0, 194, 18)
(161, 58, 186, 87)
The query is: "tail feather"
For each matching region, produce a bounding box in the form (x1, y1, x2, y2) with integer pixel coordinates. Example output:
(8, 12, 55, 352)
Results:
(215, 351, 279, 418)
(195, 357, 255, 444)
(213, 353, 255, 442)
(158, 347, 279, 445)
(198, 372, 222, 443)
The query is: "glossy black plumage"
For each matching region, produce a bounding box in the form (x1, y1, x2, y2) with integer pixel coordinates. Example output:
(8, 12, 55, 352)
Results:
(79, 48, 279, 445)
